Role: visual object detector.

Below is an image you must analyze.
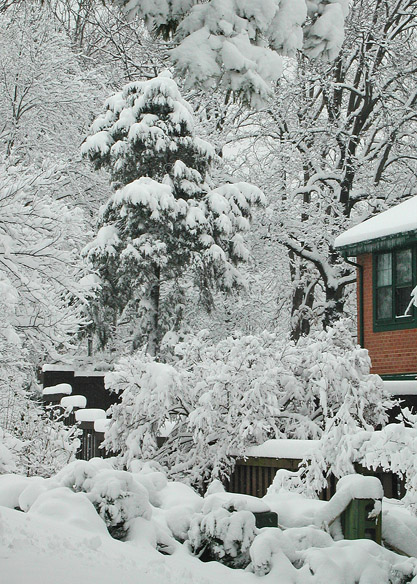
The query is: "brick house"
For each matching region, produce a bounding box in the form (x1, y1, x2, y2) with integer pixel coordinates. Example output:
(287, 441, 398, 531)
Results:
(334, 195, 417, 394)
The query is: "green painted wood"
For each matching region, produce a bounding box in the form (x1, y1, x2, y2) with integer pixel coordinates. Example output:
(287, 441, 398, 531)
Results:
(338, 230, 417, 258)
(253, 511, 278, 529)
(341, 499, 381, 544)
(381, 373, 417, 381)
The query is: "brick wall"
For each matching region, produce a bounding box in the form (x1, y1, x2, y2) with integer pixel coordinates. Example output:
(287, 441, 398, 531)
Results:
(357, 253, 417, 375)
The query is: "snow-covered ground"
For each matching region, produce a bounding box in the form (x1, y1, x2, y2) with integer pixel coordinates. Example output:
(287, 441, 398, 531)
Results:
(1, 504, 259, 584)
(2, 460, 417, 584)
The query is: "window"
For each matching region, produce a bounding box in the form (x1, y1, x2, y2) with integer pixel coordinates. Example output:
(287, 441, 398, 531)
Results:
(374, 246, 417, 330)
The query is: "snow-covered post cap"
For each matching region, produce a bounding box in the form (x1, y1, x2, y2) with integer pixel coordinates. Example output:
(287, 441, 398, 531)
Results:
(335, 474, 383, 500)
(42, 383, 72, 396)
(75, 409, 107, 423)
(94, 418, 111, 434)
(60, 395, 87, 410)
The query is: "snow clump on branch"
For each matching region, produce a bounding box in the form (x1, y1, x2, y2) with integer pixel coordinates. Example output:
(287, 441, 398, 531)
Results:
(116, 0, 349, 106)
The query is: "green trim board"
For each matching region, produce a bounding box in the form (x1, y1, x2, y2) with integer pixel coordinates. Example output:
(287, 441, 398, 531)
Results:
(372, 244, 417, 332)
(338, 230, 417, 258)
(381, 373, 417, 381)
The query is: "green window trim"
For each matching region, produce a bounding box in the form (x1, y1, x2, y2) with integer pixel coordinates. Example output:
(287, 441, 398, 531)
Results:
(373, 245, 417, 332)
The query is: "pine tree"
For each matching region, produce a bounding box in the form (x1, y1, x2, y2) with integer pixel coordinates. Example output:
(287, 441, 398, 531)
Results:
(82, 72, 264, 355)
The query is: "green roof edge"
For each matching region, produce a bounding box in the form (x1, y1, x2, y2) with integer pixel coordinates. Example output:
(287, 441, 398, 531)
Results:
(337, 229, 417, 257)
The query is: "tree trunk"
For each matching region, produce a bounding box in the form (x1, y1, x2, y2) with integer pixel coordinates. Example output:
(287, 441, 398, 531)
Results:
(289, 254, 316, 341)
(132, 265, 161, 356)
(322, 284, 346, 330)
(146, 265, 161, 357)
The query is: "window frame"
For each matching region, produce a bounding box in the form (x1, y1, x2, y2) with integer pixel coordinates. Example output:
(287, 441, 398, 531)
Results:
(373, 245, 417, 332)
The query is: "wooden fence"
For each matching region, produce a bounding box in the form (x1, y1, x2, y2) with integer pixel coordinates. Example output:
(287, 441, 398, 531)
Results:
(76, 422, 108, 460)
(226, 456, 336, 500)
(227, 457, 404, 501)
(43, 389, 406, 497)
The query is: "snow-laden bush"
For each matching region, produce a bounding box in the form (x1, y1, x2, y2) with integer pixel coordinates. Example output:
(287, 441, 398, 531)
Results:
(188, 489, 271, 568)
(306, 411, 417, 515)
(189, 507, 257, 568)
(0, 428, 21, 474)
(0, 170, 88, 478)
(0, 387, 81, 478)
(54, 458, 152, 538)
(104, 320, 389, 490)
(0, 367, 81, 478)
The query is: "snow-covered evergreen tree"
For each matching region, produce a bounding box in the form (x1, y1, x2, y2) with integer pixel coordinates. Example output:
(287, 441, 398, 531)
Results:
(82, 72, 264, 355)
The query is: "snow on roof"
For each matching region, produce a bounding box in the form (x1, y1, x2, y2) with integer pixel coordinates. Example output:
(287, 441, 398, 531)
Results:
(73, 370, 106, 378)
(42, 383, 72, 396)
(334, 195, 417, 249)
(245, 439, 319, 459)
(42, 364, 107, 377)
(60, 395, 87, 410)
(42, 364, 74, 372)
(383, 379, 417, 396)
(75, 409, 107, 422)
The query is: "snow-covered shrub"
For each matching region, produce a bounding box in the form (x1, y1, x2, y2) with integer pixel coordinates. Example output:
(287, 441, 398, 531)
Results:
(0, 429, 21, 474)
(0, 345, 80, 478)
(55, 459, 152, 539)
(104, 320, 389, 491)
(354, 413, 417, 516)
(249, 525, 334, 576)
(103, 353, 182, 463)
(85, 469, 151, 536)
(300, 409, 417, 516)
(188, 507, 258, 568)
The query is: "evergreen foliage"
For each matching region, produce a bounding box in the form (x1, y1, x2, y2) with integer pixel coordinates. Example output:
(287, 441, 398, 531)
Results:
(82, 72, 264, 354)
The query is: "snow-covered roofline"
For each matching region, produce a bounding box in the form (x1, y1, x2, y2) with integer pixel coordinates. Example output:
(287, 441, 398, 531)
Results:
(335, 195, 417, 255)
(243, 439, 319, 460)
(42, 363, 106, 377)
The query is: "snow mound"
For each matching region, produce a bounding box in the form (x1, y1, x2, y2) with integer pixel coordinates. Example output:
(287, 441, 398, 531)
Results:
(0, 474, 31, 508)
(28, 487, 109, 535)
